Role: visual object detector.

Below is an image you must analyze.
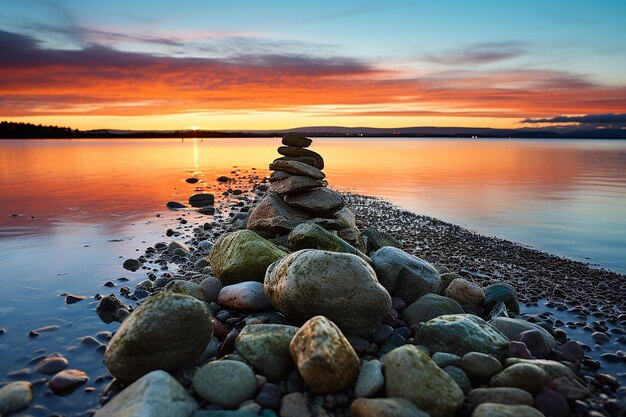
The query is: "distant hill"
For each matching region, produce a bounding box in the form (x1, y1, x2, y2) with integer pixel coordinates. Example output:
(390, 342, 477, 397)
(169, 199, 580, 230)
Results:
(2, 121, 625, 139)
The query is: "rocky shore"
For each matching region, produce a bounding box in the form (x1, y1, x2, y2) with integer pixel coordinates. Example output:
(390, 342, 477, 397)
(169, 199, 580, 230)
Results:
(1, 134, 625, 417)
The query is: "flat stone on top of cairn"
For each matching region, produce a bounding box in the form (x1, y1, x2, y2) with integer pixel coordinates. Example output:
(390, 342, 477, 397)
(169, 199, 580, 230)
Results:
(282, 132, 313, 148)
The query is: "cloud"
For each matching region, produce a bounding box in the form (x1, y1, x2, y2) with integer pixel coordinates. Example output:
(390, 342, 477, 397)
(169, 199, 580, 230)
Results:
(422, 42, 527, 65)
(1, 29, 625, 122)
(521, 113, 626, 128)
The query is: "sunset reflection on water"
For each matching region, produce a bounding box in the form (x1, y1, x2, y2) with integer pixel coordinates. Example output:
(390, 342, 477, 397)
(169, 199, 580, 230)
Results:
(1, 137, 626, 270)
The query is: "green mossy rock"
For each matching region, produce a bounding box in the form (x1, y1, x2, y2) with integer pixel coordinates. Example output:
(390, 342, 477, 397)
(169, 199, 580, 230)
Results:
(414, 314, 508, 361)
(104, 293, 213, 382)
(208, 230, 287, 285)
(235, 324, 298, 381)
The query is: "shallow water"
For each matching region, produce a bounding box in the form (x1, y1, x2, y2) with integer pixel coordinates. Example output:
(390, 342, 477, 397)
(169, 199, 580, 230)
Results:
(1, 137, 625, 413)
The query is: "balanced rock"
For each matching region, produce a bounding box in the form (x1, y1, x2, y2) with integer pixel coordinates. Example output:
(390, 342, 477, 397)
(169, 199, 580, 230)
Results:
(290, 316, 360, 393)
(282, 133, 313, 148)
(94, 370, 196, 417)
(402, 294, 464, 326)
(268, 175, 325, 195)
(265, 249, 391, 335)
(351, 398, 429, 417)
(445, 278, 485, 306)
(269, 170, 292, 182)
(235, 324, 298, 381)
(208, 230, 287, 284)
(287, 222, 369, 262)
(414, 314, 508, 360)
(273, 156, 318, 168)
(277, 146, 324, 169)
(269, 159, 324, 180)
(247, 192, 311, 238)
(385, 345, 464, 417)
(284, 188, 344, 216)
(104, 293, 213, 382)
(371, 247, 441, 304)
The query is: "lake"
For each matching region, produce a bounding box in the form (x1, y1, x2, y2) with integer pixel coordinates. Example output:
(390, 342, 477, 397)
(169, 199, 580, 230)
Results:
(1, 137, 625, 413)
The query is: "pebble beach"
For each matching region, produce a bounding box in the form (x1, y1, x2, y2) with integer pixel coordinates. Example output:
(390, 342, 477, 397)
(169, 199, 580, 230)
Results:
(1, 135, 625, 417)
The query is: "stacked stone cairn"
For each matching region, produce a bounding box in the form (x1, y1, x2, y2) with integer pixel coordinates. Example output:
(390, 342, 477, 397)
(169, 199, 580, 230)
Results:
(88, 133, 599, 417)
(247, 132, 364, 251)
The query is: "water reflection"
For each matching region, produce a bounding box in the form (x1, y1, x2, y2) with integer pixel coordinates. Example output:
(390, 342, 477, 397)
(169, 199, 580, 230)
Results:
(1, 138, 625, 270)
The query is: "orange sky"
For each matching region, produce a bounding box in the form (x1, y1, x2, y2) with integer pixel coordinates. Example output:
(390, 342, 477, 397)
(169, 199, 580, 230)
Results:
(2, 1, 626, 131)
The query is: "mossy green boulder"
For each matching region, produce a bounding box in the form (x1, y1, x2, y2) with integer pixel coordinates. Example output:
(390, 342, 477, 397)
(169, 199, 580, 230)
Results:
(385, 345, 464, 417)
(414, 314, 509, 361)
(402, 293, 464, 326)
(265, 249, 391, 336)
(287, 222, 370, 263)
(104, 293, 213, 382)
(235, 324, 298, 381)
(208, 230, 287, 285)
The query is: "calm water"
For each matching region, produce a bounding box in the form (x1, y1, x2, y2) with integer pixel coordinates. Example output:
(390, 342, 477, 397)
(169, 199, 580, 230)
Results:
(1, 137, 625, 413)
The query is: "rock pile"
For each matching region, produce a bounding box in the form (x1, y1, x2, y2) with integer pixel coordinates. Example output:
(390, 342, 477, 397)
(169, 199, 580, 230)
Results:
(77, 133, 621, 417)
(248, 133, 362, 248)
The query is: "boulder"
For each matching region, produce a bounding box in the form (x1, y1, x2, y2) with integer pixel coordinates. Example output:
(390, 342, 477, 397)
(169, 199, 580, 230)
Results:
(414, 314, 508, 360)
(489, 363, 551, 394)
(277, 146, 324, 169)
(265, 250, 391, 336)
(217, 282, 271, 311)
(290, 316, 360, 394)
(362, 227, 401, 254)
(287, 223, 370, 262)
(93, 371, 196, 417)
(490, 317, 557, 349)
(165, 280, 207, 301)
(385, 345, 464, 417)
(235, 324, 298, 381)
(468, 387, 534, 407)
(284, 188, 345, 216)
(350, 398, 429, 417)
(472, 403, 545, 417)
(192, 360, 257, 408)
(269, 159, 324, 179)
(0, 381, 32, 416)
(445, 278, 485, 306)
(402, 294, 464, 326)
(354, 359, 384, 398)
(208, 230, 287, 284)
(460, 352, 503, 381)
(371, 247, 441, 305)
(104, 293, 213, 382)
(247, 192, 311, 238)
(189, 193, 215, 207)
(482, 283, 520, 315)
(268, 175, 325, 195)
(282, 133, 313, 148)
(503, 358, 576, 380)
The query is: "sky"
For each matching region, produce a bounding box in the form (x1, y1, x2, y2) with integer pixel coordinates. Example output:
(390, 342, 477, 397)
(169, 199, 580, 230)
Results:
(1, 0, 626, 131)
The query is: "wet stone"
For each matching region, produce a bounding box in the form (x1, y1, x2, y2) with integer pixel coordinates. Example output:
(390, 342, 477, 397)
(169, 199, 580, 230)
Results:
(36, 356, 69, 375)
(49, 369, 89, 395)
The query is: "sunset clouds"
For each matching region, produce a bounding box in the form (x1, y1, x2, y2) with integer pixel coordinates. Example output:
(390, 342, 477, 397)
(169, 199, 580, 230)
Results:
(2, 0, 626, 130)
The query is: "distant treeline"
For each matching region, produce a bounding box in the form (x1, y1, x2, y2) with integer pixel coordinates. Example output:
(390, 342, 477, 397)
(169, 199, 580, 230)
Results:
(0, 121, 81, 138)
(2, 120, 625, 139)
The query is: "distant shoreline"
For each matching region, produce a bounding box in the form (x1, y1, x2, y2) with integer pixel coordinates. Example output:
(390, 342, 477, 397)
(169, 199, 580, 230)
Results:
(2, 121, 626, 139)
